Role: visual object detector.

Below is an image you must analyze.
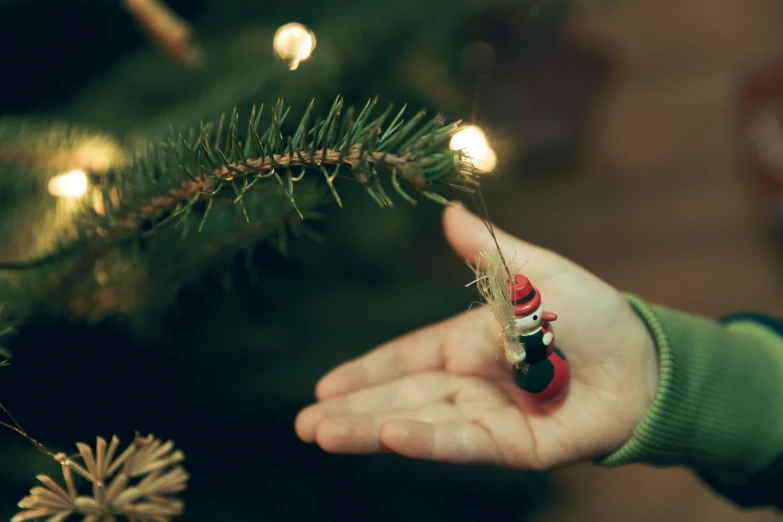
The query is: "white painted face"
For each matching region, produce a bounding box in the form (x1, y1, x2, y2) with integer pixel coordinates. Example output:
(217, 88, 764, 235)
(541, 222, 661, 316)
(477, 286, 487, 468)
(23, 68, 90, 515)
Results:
(514, 303, 545, 335)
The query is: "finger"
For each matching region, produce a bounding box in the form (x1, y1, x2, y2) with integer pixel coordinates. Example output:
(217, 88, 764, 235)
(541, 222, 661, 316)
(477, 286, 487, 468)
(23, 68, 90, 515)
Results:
(297, 372, 458, 442)
(313, 403, 462, 454)
(442, 203, 565, 277)
(315, 309, 486, 400)
(379, 419, 504, 465)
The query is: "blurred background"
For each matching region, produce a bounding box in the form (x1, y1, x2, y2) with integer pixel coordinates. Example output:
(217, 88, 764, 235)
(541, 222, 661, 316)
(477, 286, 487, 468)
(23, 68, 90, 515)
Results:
(2, 0, 783, 520)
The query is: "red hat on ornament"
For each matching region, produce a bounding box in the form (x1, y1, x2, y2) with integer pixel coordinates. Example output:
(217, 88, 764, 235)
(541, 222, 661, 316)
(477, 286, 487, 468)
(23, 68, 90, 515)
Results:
(508, 275, 541, 316)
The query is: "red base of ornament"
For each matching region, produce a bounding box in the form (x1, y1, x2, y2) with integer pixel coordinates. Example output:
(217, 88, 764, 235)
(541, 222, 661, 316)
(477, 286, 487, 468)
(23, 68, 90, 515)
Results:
(513, 347, 570, 402)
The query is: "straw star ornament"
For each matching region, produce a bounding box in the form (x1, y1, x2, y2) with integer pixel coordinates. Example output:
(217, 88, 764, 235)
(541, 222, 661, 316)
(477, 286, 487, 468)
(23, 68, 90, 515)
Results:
(13, 433, 188, 522)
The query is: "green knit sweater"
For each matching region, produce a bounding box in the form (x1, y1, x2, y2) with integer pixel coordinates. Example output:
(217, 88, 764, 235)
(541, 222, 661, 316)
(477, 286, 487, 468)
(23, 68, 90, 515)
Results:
(597, 295, 783, 507)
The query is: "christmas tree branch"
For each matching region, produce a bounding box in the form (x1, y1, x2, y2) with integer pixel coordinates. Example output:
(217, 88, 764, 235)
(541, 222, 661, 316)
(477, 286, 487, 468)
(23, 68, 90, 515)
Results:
(0, 96, 477, 331)
(109, 146, 451, 228)
(1, 96, 476, 269)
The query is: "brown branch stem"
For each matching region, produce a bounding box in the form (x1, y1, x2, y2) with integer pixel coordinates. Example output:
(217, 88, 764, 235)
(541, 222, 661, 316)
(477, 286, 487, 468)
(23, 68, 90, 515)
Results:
(110, 147, 421, 231)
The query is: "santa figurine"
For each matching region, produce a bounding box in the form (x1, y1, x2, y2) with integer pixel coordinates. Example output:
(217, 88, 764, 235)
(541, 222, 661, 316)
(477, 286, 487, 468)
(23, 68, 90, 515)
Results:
(508, 275, 571, 402)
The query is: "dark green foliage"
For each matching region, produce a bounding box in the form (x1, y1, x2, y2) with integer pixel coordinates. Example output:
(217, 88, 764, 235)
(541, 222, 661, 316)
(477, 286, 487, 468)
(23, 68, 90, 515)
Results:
(0, 0, 587, 520)
(0, 96, 475, 338)
(0, 303, 15, 366)
(87, 95, 474, 241)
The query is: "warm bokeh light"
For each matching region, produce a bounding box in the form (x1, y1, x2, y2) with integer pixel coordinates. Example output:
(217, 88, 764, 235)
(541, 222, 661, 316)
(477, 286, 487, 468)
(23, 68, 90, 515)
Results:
(273, 22, 316, 70)
(449, 125, 498, 173)
(48, 169, 89, 198)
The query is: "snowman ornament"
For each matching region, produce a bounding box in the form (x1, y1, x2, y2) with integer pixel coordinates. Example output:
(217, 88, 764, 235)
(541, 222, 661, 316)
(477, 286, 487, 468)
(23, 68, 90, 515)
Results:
(508, 275, 571, 402)
(472, 249, 571, 403)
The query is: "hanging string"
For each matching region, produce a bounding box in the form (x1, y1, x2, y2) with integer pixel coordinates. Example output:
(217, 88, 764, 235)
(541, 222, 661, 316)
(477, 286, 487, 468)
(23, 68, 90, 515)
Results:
(0, 401, 57, 458)
(468, 76, 513, 283)
(473, 186, 513, 283)
(471, 76, 484, 127)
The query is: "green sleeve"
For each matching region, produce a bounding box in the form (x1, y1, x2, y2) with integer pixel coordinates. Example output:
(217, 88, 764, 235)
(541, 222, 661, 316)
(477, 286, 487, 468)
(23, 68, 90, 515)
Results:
(597, 295, 783, 485)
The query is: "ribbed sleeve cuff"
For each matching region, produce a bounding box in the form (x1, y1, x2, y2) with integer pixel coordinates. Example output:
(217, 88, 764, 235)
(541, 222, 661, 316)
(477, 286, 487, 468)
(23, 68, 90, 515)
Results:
(597, 295, 783, 483)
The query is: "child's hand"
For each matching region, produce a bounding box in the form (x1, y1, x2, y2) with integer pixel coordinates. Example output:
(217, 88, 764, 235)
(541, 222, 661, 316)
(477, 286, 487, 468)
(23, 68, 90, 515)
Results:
(295, 204, 659, 470)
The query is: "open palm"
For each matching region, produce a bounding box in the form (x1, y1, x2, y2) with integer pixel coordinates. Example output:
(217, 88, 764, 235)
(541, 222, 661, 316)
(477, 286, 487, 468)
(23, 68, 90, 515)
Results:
(295, 204, 659, 470)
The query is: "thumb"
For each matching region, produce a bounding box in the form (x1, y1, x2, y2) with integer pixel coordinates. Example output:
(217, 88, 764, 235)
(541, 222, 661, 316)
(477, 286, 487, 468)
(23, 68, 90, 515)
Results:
(441, 203, 565, 277)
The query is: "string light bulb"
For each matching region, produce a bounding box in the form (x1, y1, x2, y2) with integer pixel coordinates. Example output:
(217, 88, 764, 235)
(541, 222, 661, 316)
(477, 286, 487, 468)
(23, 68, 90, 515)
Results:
(273, 22, 316, 70)
(48, 169, 89, 198)
(449, 125, 498, 173)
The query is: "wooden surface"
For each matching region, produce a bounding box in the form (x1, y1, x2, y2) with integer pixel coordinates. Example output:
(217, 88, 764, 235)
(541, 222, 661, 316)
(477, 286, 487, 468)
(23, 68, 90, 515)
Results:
(494, 0, 783, 520)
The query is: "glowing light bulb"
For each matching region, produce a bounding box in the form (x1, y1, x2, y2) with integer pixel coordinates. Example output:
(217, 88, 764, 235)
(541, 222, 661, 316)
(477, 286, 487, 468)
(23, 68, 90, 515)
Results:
(48, 169, 89, 198)
(449, 125, 498, 173)
(273, 22, 316, 70)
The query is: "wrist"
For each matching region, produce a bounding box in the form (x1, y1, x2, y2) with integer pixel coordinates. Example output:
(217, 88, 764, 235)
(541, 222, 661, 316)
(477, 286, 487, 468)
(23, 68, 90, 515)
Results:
(637, 311, 660, 425)
(597, 295, 783, 483)
(605, 291, 660, 449)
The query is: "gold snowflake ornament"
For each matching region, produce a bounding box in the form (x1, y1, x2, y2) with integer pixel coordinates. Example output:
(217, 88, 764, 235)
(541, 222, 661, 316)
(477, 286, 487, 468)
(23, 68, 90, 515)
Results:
(13, 433, 188, 522)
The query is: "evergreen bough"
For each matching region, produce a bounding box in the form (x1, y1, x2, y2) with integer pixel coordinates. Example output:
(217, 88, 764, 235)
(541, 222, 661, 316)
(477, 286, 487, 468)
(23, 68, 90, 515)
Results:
(0, 95, 478, 350)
